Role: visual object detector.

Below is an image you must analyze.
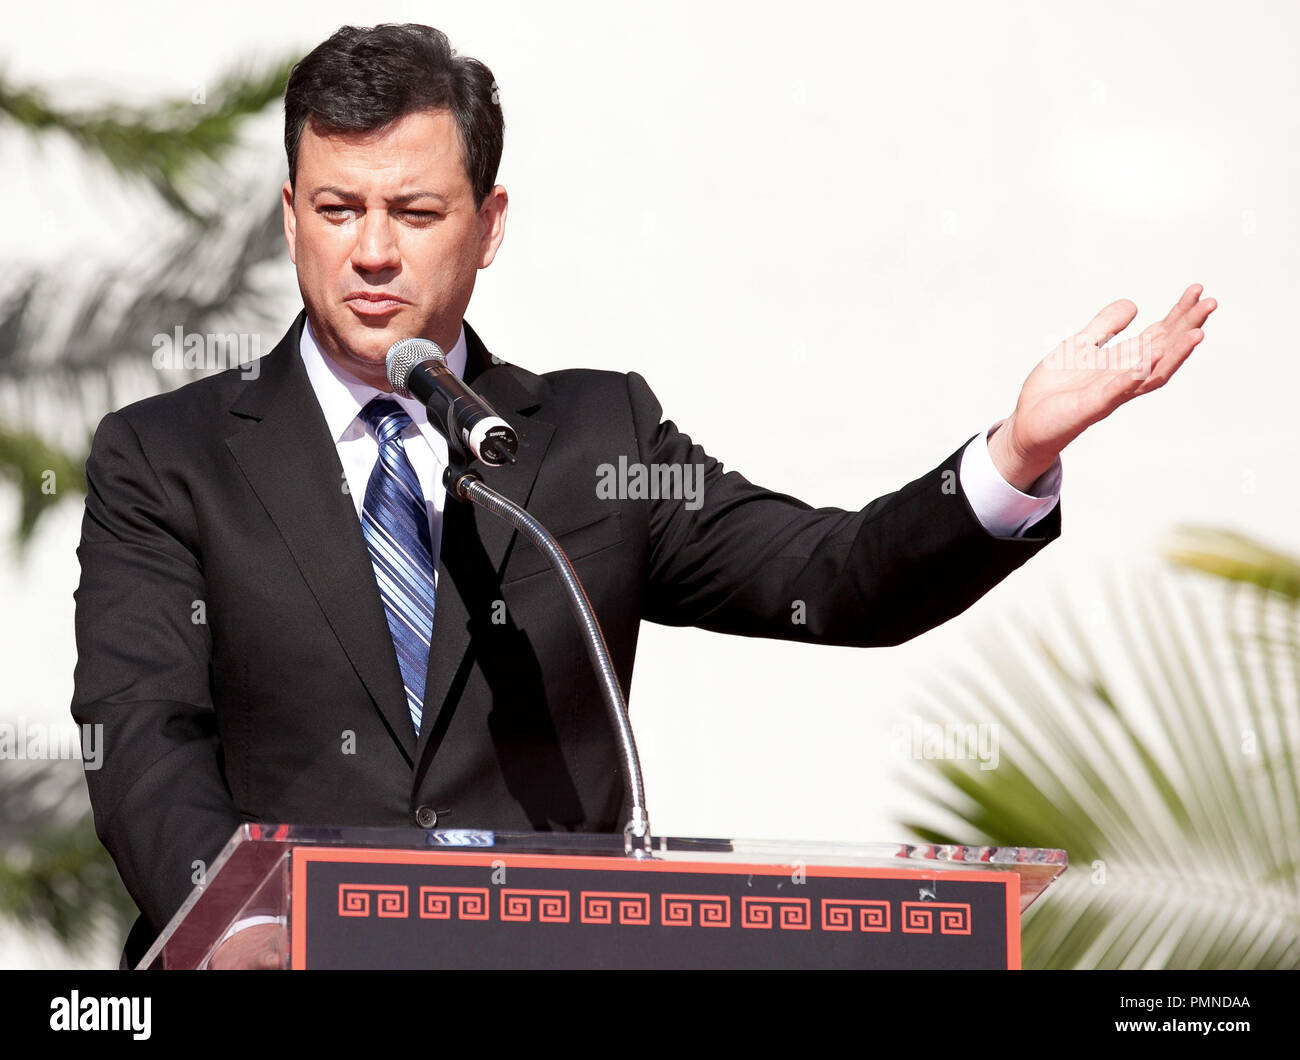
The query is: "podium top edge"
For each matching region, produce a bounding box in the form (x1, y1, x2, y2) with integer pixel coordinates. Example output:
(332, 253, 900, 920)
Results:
(228, 822, 1068, 869)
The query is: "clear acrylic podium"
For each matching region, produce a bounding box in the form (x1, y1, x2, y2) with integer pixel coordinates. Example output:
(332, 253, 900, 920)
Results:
(138, 824, 1066, 969)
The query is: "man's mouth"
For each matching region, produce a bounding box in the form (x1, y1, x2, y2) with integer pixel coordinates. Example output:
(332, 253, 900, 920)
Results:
(345, 292, 408, 317)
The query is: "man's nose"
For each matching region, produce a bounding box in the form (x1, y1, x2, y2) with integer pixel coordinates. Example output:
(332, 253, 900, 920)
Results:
(351, 210, 401, 272)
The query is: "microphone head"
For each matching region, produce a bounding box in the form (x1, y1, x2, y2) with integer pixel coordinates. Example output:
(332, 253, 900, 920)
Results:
(386, 337, 446, 396)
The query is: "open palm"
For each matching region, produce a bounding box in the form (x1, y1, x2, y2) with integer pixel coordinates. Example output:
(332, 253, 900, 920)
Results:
(992, 284, 1217, 488)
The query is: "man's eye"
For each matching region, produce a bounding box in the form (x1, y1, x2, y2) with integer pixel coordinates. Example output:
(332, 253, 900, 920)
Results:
(401, 210, 441, 222)
(319, 205, 356, 219)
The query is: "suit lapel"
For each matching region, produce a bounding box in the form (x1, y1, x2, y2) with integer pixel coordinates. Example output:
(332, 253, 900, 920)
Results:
(414, 322, 555, 773)
(224, 312, 418, 762)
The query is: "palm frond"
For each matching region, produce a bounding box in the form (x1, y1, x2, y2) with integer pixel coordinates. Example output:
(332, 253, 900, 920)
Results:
(0, 57, 296, 218)
(1165, 525, 1300, 601)
(0, 176, 288, 389)
(0, 426, 86, 545)
(0, 177, 290, 542)
(896, 543, 1300, 968)
(0, 760, 136, 956)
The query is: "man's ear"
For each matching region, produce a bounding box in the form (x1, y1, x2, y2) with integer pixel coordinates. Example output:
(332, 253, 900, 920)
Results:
(281, 180, 297, 265)
(477, 185, 508, 270)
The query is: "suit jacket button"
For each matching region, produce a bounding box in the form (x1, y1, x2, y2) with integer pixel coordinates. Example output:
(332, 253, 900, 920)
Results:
(414, 806, 438, 828)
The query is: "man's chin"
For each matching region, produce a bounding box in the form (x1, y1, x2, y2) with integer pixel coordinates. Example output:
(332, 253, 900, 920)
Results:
(338, 319, 401, 356)
(348, 312, 402, 330)
(316, 326, 393, 385)
(314, 308, 434, 384)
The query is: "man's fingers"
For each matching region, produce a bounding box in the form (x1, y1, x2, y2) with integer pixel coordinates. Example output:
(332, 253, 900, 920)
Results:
(1080, 298, 1139, 348)
(1190, 296, 1218, 327)
(1174, 283, 1203, 314)
(1163, 283, 1218, 326)
(1132, 325, 1204, 395)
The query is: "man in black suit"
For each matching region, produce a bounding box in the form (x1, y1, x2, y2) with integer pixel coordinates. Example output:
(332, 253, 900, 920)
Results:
(71, 24, 1216, 969)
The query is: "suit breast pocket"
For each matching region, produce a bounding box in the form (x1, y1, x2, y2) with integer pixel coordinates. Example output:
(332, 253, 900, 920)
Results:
(498, 511, 624, 586)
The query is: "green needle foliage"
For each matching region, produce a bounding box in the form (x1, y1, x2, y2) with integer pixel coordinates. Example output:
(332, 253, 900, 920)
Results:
(900, 529, 1300, 968)
(0, 58, 296, 219)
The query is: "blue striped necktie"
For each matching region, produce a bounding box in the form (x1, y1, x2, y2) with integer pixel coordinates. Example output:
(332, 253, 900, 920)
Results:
(358, 397, 437, 737)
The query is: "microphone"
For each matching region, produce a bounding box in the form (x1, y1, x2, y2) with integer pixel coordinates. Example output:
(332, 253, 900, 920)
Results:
(385, 338, 518, 467)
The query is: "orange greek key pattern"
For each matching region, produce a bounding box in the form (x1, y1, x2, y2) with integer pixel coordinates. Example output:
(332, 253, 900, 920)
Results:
(820, 899, 891, 933)
(661, 894, 731, 928)
(329, 883, 976, 937)
(500, 889, 571, 923)
(418, 886, 490, 921)
(338, 884, 409, 918)
(580, 891, 651, 925)
(740, 896, 812, 930)
(900, 901, 971, 934)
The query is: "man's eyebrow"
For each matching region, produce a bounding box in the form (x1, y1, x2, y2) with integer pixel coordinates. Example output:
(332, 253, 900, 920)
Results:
(389, 190, 450, 207)
(308, 185, 450, 206)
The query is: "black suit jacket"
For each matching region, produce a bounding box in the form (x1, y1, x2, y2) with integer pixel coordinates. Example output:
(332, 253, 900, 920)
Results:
(71, 309, 1060, 966)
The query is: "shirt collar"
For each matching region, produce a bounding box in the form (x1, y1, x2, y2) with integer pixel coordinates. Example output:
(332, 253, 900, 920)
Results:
(299, 315, 469, 443)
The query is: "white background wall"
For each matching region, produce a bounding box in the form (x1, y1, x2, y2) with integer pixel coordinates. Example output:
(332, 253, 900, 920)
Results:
(1, 0, 1296, 966)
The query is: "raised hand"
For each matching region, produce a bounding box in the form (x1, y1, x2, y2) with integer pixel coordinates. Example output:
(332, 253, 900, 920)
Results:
(987, 284, 1217, 491)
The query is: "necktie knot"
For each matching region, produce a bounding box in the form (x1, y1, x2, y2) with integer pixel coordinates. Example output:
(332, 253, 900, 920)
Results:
(360, 396, 413, 444)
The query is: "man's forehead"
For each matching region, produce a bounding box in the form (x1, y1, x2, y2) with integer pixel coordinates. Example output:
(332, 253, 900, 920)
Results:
(297, 110, 469, 192)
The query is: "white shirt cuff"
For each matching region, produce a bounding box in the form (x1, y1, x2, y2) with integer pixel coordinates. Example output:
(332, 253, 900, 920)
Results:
(217, 914, 287, 946)
(958, 420, 1062, 538)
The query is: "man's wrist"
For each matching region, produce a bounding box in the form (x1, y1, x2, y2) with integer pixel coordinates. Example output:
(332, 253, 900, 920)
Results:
(986, 416, 1058, 492)
(959, 421, 1062, 538)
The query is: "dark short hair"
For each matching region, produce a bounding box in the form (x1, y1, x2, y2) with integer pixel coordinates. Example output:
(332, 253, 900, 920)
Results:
(284, 24, 504, 209)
